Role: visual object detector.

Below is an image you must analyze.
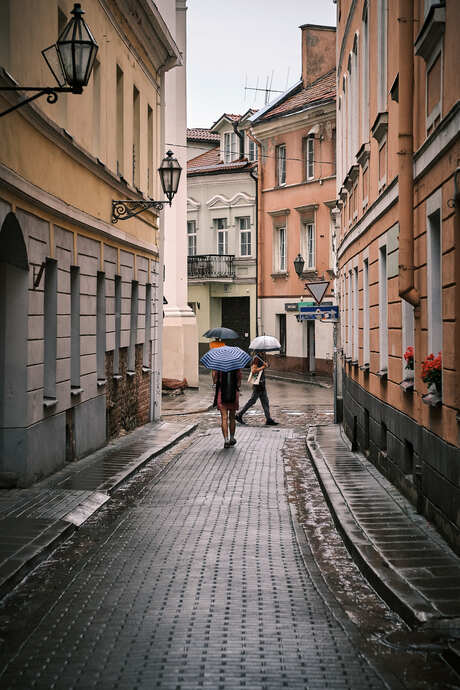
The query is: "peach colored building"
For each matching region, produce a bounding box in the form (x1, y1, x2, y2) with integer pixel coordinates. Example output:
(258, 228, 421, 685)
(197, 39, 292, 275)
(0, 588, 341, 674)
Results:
(335, 0, 460, 551)
(249, 25, 337, 375)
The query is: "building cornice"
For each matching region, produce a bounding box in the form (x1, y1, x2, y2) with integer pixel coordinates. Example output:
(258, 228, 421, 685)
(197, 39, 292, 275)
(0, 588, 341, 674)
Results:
(0, 162, 159, 256)
(337, 176, 398, 260)
(251, 100, 335, 139)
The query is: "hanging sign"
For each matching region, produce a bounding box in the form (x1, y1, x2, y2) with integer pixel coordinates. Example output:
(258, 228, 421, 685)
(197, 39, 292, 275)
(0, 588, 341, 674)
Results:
(304, 280, 330, 305)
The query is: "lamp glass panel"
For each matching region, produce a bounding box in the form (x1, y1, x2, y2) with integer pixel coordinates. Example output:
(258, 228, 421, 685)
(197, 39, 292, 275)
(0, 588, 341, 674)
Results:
(42, 44, 67, 87)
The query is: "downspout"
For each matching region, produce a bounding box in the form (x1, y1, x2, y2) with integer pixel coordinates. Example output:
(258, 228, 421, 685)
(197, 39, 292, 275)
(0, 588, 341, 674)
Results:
(398, 0, 419, 309)
(232, 119, 245, 159)
(247, 127, 264, 336)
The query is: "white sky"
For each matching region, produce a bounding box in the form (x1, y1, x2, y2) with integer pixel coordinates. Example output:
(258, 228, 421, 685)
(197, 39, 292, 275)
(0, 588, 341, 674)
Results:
(186, 0, 337, 129)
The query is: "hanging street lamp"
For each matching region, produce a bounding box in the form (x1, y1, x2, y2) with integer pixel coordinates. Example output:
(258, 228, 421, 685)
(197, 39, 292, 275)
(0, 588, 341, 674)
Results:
(0, 4, 98, 118)
(111, 151, 183, 222)
(293, 253, 305, 278)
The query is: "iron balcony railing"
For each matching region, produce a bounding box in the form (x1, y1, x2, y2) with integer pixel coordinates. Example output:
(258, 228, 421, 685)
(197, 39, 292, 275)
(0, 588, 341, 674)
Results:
(187, 254, 235, 279)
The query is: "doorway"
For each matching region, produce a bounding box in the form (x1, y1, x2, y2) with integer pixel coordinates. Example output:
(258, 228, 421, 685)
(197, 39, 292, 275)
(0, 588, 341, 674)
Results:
(221, 296, 250, 352)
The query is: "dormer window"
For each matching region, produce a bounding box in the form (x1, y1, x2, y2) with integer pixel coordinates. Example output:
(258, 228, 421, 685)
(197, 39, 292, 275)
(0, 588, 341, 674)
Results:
(248, 138, 257, 161)
(223, 131, 237, 163)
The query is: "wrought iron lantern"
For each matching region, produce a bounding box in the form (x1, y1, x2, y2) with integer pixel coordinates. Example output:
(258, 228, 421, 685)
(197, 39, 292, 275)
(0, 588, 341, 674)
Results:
(112, 151, 183, 223)
(293, 254, 305, 278)
(0, 4, 98, 118)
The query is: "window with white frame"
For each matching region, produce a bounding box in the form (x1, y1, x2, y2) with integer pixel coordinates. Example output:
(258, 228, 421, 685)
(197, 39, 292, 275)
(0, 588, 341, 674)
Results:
(238, 217, 251, 256)
(304, 136, 314, 180)
(347, 270, 352, 358)
(363, 258, 370, 365)
(277, 144, 286, 186)
(362, 163, 369, 208)
(214, 218, 228, 255)
(378, 137, 387, 190)
(427, 205, 442, 356)
(248, 139, 257, 161)
(353, 266, 359, 362)
(351, 36, 359, 158)
(303, 222, 315, 269)
(224, 132, 231, 162)
(379, 245, 388, 373)
(401, 299, 415, 380)
(426, 44, 442, 135)
(275, 226, 286, 272)
(377, 0, 388, 113)
(187, 220, 197, 256)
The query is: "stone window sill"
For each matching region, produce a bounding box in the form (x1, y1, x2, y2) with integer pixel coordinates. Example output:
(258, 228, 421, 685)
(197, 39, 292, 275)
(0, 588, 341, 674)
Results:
(376, 368, 387, 380)
(271, 272, 289, 279)
(113, 374, 122, 381)
(422, 390, 442, 407)
(70, 387, 84, 397)
(97, 378, 107, 388)
(142, 366, 151, 373)
(400, 379, 414, 393)
(126, 370, 136, 378)
(43, 397, 57, 409)
(360, 363, 370, 372)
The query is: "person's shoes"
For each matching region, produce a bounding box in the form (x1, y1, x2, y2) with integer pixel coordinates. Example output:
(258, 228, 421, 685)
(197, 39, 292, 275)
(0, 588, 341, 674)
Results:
(265, 419, 279, 426)
(229, 437, 237, 446)
(224, 440, 231, 448)
(235, 414, 246, 425)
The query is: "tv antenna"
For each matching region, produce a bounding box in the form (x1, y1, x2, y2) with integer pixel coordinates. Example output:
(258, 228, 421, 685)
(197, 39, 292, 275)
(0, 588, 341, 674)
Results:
(244, 70, 284, 106)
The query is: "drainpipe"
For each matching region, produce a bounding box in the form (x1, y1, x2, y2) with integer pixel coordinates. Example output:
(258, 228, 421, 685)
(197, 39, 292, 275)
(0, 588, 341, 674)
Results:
(232, 119, 245, 159)
(398, 0, 419, 309)
(247, 128, 264, 336)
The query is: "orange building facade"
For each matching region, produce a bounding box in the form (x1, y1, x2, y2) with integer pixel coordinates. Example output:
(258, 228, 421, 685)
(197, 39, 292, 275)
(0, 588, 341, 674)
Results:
(335, 0, 460, 551)
(250, 25, 337, 374)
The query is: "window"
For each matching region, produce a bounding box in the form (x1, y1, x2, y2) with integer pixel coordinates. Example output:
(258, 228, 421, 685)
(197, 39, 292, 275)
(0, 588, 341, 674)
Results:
(426, 47, 442, 135)
(214, 218, 228, 254)
(248, 139, 257, 161)
(402, 299, 415, 379)
(353, 266, 359, 362)
(132, 86, 140, 188)
(116, 65, 124, 176)
(377, 0, 388, 113)
(224, 131, 237, 162)
(147, 105, 153, 196)
(363, 258, 370, 365)
(44, 258, 57, 401)
(128, 281, 138, 374)
(378, 137, 387, 190)
(361, 3, 369, 143)
(70, 266, 80, 389)
(304, 136, 314, 180)
(277, 227, 286, 272)
(379, 245, 388, 373)
(303, 223, 315, 269)
(276, 144, 286, 185)
(187, 220, 197, 256)
(427, 206, 442, 356)
(238, 217, 251, 256)
(362, 164, 369, 208)
(96, 272, 106, 381)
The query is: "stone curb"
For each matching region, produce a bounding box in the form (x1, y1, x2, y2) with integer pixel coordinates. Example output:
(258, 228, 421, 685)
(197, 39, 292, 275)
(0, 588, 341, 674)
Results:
(0, 423, 198, 599)
(306, 425, 440, 628)
(266, 372, 332, 388)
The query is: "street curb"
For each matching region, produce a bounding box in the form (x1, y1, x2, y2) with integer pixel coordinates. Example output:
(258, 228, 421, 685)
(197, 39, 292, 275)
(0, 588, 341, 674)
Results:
(266, 372, 332, 388)
(306, 426, 439, 628)
(161, 405, 214, 417)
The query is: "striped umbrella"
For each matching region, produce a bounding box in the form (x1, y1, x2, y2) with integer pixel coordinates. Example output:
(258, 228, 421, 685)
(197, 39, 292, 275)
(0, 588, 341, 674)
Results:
(200, 345, 251, 372)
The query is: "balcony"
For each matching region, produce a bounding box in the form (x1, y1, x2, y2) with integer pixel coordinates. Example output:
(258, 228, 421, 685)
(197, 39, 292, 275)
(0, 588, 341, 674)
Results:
(187, 254, 235, 280)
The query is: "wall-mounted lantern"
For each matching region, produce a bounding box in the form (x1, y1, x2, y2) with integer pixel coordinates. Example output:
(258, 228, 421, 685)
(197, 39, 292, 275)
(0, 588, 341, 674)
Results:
(112, 151, 182, 222)
(293, 253, 305, 278)
(0, 4, 98, 118)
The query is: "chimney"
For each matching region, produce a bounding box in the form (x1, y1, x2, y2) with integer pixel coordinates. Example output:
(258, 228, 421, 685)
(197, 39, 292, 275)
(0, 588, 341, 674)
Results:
(301, 24, 336, 88)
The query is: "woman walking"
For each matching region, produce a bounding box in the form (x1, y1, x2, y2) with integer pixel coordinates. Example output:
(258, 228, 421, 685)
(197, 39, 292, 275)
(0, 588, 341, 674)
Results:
(236, 352, 278, 426)
(213, 368, 242, 448)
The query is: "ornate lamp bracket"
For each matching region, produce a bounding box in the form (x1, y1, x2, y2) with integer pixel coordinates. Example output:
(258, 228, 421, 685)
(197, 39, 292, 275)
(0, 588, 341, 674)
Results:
(111, 199, 167, 223)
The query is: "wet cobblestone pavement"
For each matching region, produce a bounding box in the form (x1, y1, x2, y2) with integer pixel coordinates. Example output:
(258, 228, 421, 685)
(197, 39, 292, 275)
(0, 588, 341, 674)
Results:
(0, 378, 458, 688)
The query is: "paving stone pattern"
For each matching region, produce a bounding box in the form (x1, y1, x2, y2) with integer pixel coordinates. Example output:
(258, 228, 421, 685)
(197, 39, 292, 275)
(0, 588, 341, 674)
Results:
(0, 427, 385, 689)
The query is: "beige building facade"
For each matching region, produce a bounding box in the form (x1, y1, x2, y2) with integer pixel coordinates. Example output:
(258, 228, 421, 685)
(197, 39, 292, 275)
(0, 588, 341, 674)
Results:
(0, 0, 181, 485)
(335, 0, 460, 551)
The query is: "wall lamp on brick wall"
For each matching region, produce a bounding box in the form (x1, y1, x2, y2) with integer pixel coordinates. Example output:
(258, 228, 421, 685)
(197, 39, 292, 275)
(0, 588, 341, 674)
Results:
(112, 151, 182, 222)
(0, 4, 98, 118)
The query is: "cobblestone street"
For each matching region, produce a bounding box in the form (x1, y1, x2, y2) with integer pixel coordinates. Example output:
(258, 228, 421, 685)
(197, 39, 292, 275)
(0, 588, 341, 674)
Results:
(0, 379, 457, 688)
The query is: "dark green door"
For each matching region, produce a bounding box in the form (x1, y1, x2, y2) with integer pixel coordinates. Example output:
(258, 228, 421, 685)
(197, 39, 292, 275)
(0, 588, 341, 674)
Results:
(221, 296, 250, 354)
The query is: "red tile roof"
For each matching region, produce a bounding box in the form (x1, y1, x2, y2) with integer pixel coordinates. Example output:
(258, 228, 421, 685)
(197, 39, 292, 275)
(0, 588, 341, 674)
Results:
(256, 70, 335, 122)
(187, 146, 257, 176)
(187, 128, 220, 142)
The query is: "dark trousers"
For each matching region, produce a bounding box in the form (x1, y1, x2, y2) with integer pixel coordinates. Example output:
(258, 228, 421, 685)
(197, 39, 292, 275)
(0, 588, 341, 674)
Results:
(239, 384, 271, 420)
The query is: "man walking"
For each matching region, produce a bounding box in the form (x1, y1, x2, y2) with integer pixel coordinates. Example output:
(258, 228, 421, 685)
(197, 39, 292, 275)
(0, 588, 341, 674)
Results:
(236, 352, 278, 426)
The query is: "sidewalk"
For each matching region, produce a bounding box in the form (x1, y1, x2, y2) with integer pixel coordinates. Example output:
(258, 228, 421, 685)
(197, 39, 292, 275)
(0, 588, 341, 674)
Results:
(307, 424, 460, 662)
(0, 419, 197, 597)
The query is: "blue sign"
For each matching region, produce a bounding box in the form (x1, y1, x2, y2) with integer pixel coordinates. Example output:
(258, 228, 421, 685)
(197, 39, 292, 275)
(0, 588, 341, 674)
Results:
(297, 305, 339, 321)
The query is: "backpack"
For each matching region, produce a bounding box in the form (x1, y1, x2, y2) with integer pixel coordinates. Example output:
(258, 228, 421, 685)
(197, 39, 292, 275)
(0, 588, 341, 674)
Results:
(220, 370, 238, 403)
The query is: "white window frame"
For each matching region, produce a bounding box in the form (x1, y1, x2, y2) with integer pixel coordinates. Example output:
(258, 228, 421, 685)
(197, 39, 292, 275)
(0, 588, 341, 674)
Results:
(224, 132, 231, 163)
(303, 222, 315, 269)
(214, 218, 228, 255)
(275, 226, 286, 272)
(401, 299, 415, 381)
(425, 42, 443, 134)
(353, 266, 359, 362)
(426, 191, 442, 357)
(238, 216, 251, 257)
(306, 136, 314, 180)
(248, 139, 257, 161)
(361, 3, 369, 145)
(277, 144, 286, 186)
(378, 243, 388, 373)
(378, 135, 387, 191)
(377, 0, 388, 113)
(187, 220, 197, 256)
(363, 257, 370, 365)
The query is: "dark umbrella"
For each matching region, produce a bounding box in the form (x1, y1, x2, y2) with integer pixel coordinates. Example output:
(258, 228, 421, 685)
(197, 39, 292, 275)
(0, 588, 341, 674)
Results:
(203, 327, 239, 340)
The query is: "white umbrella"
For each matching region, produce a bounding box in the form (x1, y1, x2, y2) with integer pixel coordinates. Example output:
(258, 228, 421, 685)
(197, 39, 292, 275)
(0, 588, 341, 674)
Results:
(249, 335, 281, 351)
